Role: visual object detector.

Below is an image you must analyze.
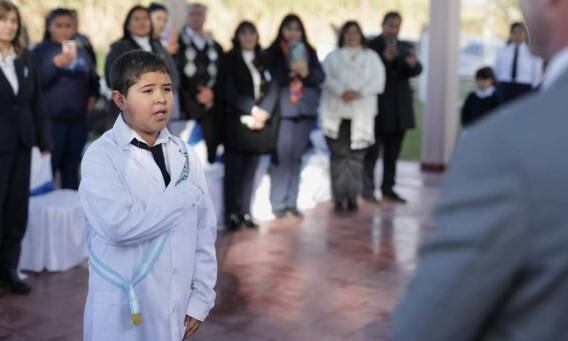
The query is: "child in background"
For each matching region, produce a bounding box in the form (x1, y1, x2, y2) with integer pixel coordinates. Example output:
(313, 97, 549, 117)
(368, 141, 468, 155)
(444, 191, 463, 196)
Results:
(461, 66, 501, 128)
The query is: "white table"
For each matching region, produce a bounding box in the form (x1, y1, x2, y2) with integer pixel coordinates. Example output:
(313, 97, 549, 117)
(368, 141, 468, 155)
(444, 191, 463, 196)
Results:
(19, 190, 87, 272)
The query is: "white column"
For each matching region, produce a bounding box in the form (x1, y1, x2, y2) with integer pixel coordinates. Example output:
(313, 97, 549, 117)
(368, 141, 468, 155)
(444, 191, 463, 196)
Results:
(421, 0, 461, 170)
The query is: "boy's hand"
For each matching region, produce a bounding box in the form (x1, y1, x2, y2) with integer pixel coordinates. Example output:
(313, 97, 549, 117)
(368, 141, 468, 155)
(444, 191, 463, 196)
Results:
(183, 316, 201, 340)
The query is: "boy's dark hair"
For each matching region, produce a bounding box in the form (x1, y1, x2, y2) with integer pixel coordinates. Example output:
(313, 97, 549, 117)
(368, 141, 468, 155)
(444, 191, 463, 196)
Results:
(110, 50, 170, 95)
(148, 2, 168, 14)
(337, 20, 368, 48)
(475, 66, 496, 84)
(382, 11, 402, 25)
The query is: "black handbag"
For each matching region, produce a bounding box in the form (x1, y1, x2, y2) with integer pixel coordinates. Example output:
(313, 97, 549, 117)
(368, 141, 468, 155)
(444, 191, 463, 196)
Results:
(223, 108, 281, 154)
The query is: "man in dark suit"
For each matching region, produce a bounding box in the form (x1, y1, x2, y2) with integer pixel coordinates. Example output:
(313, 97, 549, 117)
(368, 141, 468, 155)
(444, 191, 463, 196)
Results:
(363, 11, 422, 204)
(177, 2, 224, 164)
(394, 1, 568, 340)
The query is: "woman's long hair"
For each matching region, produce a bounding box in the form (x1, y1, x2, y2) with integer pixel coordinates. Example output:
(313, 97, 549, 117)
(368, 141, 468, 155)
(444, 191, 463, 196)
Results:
(0, 0, 23, 55)
(122, 5, 153, 40)
(337, 20, 368, 48)
(43, 7, 74, 42)
(231, 20, 262, 55)
(269, 14, 315, 53)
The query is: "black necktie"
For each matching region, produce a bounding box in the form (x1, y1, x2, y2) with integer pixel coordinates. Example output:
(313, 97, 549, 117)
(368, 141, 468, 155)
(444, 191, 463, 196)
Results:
(130, 138, 171, 187)
(511, 44, 519, 82)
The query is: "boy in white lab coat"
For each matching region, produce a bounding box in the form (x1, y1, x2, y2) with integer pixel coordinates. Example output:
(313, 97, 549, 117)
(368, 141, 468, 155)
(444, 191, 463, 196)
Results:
(79, 50, 217, 341)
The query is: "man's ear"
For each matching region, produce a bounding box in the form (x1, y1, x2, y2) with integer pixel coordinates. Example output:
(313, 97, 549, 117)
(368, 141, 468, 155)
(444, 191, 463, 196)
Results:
(111, 90, 127, 112)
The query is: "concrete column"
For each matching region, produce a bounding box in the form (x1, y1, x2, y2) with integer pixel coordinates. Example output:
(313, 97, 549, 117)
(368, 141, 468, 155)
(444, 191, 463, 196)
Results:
(421, 0, 462, 171)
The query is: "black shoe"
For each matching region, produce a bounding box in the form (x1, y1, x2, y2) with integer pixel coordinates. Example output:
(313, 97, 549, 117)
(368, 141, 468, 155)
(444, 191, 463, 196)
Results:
(362, 194, 380, 204)
(3, 270, 31, 295)
(225, 213, 242, 231)
(347, 199, 359, 212)
(241, 214, 258, 229)
(382, 192, 407, 204)
(333, 201, 344, 213)
(287, 207, 304, 218)
(273, 210, 287, 219)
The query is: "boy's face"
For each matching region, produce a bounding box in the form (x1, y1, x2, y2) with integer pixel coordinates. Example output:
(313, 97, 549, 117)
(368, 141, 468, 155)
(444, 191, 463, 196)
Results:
(113, 72, 173, 140)
(476, 78, 493, 90)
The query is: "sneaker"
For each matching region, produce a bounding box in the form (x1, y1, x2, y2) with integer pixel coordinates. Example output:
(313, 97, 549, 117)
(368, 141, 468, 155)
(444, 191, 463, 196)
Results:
(347, 199, 359, 212)
(241, 214, 259, 229)
(225, 213, 242, 231)
(362, 194, 380, 204)
(273, 210, 287, 219)
(333, 201, 344, 213)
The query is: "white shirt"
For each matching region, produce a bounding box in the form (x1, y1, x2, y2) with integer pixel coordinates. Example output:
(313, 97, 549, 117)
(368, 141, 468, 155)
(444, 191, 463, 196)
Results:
(0, 47, 18, 95)
(132, 35, 152, 52)
(242, 50, 262, 100)
(184, 27, 207, 50)
(542, 46, 568, 90)
(475, 86, 496, 99)
(494, 42, 544, 86)
(79, 116, 217, 341)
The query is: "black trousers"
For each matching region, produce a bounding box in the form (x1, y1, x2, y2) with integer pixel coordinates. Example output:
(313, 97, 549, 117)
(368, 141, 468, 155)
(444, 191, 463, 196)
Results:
(224, 151, 260, 217)
(0, 147, 31, 271)
(326, 120, 366, 203)
(50, 118, 88, 190)
(363, 131, 406, 197)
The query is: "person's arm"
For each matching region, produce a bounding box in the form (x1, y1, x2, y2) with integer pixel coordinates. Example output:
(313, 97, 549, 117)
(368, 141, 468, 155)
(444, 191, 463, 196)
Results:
(394, 126, 529, 341)
(79, 146, 204, 246)
(31, 46, 61, 89)
(355, 51, 386, 97)
(258, 77, 279, 114)
(460, 94, 474, 127)
(186, 154, 217, 322)
(29, 56, 52, 153)
(321, 51, 347, 97)
(224, 55, 256, 114)
(301, 50, 325, 87)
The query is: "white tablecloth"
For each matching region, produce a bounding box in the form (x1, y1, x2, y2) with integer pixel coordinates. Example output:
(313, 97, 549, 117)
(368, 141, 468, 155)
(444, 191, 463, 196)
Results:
(19, 190, 86, 272)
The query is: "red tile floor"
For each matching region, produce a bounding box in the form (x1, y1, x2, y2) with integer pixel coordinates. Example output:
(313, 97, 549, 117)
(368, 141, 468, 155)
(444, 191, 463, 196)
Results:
(0, 163, 443, 340)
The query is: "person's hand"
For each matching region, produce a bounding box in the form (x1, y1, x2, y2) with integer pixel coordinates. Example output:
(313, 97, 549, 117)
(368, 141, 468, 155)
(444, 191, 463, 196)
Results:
(183, 316, 201, 340)
(40, 150, 50, 156)
(290, 61, 309, 78)
(251, 106, 269, 123)
(383, 46, 399, 62)
(87, 96, 96, 113)
(405, 49, 418, 67)
(341, 91, 361, 102)
(167, 30, 179, 55)
(53, 52, 74, 68)
(196, 86, 214, 106)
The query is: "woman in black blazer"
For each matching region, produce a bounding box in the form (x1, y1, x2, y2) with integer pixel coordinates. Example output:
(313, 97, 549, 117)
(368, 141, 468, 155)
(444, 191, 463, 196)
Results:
(104, 5, 179, 118)
(223, 21, 279, 230)
(0, 0, 51, 295)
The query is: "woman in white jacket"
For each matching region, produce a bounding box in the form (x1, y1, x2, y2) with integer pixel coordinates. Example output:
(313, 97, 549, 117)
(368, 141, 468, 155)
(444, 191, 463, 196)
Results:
(320, 21, 386, 212)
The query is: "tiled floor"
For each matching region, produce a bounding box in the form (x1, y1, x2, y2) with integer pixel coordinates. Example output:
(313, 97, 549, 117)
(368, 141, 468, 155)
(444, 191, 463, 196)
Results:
(0, 163, 443, 340)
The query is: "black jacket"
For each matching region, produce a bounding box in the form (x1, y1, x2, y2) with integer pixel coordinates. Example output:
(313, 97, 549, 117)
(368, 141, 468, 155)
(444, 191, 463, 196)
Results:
(265, 43, 325, 119)
(461, 91, 501, 128)
(0, 50, 51, 153)
(223, 48, 279, 153)
(369, 35, 423, 133)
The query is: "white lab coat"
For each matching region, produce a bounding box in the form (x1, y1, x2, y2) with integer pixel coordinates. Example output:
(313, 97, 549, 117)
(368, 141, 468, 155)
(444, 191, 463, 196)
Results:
(79, 116, 217, 341)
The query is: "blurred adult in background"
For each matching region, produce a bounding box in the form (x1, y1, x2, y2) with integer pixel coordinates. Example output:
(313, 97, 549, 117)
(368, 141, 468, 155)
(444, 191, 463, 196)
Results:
(363, 11, 422, 205)
(31, 8, 98, 190)
(149, 2, 181, 120)
(149, 2, 178, 55)
(223, 21, 279, 230)
(0, 0, 51, 295)
(320, 21, 385, 213)
(266, 14, 325, 219)
(395, 1, 568, 339)
(69, 9, 96, 67)
(177, 2, 224, 164)
(494, 22, 543, 104)
(104, 5, 178, 99)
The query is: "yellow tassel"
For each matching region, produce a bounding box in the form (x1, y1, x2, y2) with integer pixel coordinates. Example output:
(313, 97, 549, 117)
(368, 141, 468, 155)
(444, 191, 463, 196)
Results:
(132, 313, 143, 326)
